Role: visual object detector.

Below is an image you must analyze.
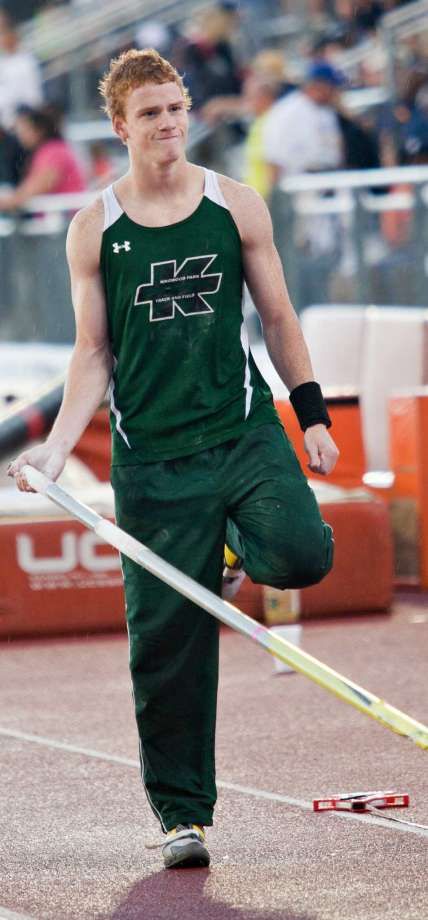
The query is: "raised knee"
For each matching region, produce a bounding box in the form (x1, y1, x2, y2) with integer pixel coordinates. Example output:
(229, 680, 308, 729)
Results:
(290, 551, 331, 588)
(287, 522, 334, 588)
(248, 523, 334, 590)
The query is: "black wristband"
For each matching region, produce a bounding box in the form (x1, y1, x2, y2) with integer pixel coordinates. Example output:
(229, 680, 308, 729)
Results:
(289, 381, 332, 432)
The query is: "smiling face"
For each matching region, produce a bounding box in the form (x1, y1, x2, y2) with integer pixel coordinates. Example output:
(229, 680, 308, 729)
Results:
(114, 81, 189, 167)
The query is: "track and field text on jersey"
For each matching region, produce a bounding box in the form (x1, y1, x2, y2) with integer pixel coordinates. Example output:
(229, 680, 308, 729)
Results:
(134, 254, 222, 322)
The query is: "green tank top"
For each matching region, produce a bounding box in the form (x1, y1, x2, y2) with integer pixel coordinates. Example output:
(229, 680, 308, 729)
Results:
(101, 168, 279, 464)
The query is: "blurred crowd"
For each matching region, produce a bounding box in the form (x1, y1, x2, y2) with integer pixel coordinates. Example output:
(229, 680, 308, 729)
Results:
(0, 0, 427, 208)
(0, 7, 86, 208)
(0, 0, 425, 327)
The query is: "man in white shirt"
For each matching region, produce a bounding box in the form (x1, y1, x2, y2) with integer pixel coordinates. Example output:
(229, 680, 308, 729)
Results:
(0, 9, 43, 130)
(263, 61, 346, 310)
(263, 61, 345, 185)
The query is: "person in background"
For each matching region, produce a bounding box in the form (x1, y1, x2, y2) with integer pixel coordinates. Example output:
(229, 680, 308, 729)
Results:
(308, 20, 381, 167)
(200, 49, 289, 197)
(179, 1, 243, 111)
(263, 60, 344, 185)
(241, 73, 283, 198)
(381, 117, 428, 250)
(331, 86, 381, 172)
(200, 48, 294, 183)
(352, 0, 384, 34)
(0, 8, 43, 130)
(376, 65, 428, 167)
(0, 105, 86, 211)
(263, 61, 345, 309)
(201, 47, 295, 125)
(333, 0, 384, 45)
(0, 123, 26, 185)
(373, 118, 428, 304)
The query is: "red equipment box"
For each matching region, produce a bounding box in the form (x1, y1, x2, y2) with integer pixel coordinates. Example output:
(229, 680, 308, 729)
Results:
(0, 498, 124, 638)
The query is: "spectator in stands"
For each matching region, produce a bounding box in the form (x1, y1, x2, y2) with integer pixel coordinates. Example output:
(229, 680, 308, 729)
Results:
(263, 61, 345, 185)
(0, 104, 86, 211)
(351, 1, 384, 31)
(333, 0, 384, 43)
(374, 117, 428, 304)
(252, 49, 296, 93)
(0, 8, 43, 130)
(333, 93, 381, 171)
(376, 65, 428, 165)
(178, 1, 243, 111)
(241, 74, 283, 198)
(199, 48, 294, 182)
(311, 35, 381, 169)
(201, 48, 295, 124)
(0, 123, 26, 185)
(383, 94, 428, 244)
(263, 61, 346, 309)
(310, 1, 412, 49)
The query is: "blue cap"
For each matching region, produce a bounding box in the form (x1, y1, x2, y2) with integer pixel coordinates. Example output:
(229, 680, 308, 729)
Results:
(306, 61, 347, 87)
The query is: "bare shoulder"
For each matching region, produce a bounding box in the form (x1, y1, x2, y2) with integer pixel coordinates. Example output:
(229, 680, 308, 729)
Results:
(66, 197, 104, 271)
(216, 173, 272, 245)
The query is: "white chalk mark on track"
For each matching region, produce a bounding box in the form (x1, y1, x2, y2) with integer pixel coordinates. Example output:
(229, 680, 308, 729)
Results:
(1, 726, 428, 839)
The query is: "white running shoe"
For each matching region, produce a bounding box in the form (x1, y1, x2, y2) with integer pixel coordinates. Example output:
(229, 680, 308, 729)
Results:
(162, 824, 210, 869)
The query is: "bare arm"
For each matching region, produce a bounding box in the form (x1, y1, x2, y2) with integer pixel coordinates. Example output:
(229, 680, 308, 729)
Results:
(8, 198, 112, 489)
(200, 95, 247, 125)
(0, 166, 62, 210)
(219, 176, 339, 474)
(221, 177, 314, 388)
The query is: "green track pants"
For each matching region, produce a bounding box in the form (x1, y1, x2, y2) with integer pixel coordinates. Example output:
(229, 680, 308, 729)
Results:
(111, 422, 333, 832)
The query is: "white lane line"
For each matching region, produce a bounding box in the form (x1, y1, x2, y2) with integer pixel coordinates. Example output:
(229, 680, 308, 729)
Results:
(1, 726, 428, 840)
(218, 779, 428, 836)
(0, 908, 36, 920)
(0, 727, 137, 766)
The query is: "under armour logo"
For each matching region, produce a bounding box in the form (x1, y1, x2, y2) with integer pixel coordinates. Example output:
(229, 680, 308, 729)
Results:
(134, 254, 222, 322)
(112, 241, 131, 253)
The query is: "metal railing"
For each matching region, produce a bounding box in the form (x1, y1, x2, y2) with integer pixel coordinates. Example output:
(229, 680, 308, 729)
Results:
(0, 118, 232, 344)
(1, 163, 427, 343)
(271, 165, 428, 314)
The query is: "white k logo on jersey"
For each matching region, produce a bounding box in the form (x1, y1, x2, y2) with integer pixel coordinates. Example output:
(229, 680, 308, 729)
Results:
(113, 241, 131, 253)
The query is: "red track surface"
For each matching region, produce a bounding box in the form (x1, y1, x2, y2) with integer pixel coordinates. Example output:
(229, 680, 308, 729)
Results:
(1, 595, 428, 920)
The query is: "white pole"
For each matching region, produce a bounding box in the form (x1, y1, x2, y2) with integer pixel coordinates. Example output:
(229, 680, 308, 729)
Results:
(22, 465, 428, 751)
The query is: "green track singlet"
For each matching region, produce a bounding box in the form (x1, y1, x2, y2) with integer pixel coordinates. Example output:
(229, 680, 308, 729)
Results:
(101, 168, 279, 464)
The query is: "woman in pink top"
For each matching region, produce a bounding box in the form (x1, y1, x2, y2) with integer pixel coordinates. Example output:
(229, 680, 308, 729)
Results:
(0, 104, 86, 210)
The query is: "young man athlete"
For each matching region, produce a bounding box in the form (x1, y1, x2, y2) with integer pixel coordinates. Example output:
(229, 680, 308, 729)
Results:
(9, 49, 338, 869)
